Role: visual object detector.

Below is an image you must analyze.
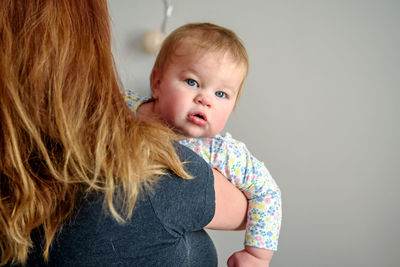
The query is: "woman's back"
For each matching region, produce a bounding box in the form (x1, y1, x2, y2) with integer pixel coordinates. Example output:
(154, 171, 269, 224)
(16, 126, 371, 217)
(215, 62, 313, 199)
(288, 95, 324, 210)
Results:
(25, 146, 217, 267)
(0, 1, 192, 264)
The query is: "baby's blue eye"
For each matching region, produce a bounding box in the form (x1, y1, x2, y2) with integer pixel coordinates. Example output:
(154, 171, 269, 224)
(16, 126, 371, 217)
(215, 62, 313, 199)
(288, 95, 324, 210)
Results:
(186, 79, 199, 87)
(215, 91, 227, 98)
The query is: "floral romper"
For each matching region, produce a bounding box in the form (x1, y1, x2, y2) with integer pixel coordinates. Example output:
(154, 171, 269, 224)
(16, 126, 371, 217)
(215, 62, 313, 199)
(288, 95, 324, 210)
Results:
(123, 89, 282, 251)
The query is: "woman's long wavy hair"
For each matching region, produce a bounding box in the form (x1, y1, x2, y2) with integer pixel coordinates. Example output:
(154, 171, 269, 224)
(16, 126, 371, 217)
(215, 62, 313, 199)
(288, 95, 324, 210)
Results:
(0, 0, 190, 265)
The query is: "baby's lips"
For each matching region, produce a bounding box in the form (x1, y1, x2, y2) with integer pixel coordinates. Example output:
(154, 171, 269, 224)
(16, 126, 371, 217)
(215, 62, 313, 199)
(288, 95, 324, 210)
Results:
(190, 111, 207, 121)
(187, 113, 208, 126)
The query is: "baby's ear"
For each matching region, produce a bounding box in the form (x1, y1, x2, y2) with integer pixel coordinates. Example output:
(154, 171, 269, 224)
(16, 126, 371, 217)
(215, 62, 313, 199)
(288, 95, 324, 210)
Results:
(150, 68, 161, 99)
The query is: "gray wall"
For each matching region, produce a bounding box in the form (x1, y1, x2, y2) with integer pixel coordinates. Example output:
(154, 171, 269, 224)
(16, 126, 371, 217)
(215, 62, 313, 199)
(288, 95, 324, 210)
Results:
(108, 1, 400, 266)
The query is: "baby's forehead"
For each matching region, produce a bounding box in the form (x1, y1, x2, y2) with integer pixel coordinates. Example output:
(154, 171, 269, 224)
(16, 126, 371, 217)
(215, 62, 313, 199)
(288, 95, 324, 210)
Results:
(169, 42, 245, 69)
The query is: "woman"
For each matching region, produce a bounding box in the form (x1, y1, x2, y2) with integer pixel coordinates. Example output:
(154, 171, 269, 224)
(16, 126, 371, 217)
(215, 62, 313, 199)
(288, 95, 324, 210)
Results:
(0, 0, 247, 266)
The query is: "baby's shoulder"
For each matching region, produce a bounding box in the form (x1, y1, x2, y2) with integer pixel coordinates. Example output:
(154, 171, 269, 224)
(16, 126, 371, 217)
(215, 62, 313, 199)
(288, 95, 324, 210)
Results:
(213, 132, 248, 151)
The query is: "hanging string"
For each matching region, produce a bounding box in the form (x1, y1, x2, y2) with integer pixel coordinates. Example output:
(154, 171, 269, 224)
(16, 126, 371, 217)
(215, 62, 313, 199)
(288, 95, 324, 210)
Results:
(161, 0, 173, 34)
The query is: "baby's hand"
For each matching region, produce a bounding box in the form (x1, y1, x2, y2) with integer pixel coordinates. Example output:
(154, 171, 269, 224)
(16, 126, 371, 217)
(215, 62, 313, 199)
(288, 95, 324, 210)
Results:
(227, 246, 274, 267)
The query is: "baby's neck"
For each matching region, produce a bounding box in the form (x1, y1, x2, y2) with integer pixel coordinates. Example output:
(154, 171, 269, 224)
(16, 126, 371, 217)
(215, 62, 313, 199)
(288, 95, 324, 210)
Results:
(136, 101, 158, 120)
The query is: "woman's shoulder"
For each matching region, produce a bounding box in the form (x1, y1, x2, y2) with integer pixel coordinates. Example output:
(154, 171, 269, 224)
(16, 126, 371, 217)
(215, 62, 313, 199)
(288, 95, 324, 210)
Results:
(150, 143, 215, 229)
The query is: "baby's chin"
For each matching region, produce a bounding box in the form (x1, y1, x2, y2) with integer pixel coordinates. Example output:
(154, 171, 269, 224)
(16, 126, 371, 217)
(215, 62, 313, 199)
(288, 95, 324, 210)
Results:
(176, 127, 213, 139)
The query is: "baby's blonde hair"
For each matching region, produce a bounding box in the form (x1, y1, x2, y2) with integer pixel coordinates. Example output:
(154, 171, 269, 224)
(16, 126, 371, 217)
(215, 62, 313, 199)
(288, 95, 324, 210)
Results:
(0, 0, 189, 265)
(151, 23, 249, 104)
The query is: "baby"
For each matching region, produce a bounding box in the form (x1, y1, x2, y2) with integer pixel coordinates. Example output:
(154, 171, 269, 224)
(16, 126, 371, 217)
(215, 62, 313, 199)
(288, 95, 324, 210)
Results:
(124, 23, 281, 264)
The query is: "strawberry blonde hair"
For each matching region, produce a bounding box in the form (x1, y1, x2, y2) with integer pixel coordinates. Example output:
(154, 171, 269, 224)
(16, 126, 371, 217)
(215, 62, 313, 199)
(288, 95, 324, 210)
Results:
(150, 22, 249, 103)
(0, 0, 189, 264)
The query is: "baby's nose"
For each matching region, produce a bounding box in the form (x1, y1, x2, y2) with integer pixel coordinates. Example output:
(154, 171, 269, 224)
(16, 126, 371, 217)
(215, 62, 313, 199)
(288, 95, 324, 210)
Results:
(194, 94, 212, 108)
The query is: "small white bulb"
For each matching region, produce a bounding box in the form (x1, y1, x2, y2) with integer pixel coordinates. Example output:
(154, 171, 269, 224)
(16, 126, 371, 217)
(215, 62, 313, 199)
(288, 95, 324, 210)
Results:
(141, 30, 164, 55)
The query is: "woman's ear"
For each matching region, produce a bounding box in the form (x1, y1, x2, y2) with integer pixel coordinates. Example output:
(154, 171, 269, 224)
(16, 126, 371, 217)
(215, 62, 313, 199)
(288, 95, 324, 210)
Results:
(151, 68, 161, 99)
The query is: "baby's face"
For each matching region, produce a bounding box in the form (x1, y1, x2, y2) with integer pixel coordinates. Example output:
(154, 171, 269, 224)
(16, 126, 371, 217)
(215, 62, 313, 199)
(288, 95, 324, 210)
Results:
(152, 45, 245, 138)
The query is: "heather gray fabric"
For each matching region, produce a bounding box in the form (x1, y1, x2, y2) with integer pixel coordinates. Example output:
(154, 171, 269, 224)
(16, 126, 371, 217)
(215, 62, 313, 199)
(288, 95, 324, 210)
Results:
(24, 145, 217, 267)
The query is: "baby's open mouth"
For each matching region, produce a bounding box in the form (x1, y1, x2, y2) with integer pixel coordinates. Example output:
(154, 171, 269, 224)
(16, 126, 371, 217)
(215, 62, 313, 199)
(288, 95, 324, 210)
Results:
(194, 114, 205, 120)
(188, 112, 208, 126)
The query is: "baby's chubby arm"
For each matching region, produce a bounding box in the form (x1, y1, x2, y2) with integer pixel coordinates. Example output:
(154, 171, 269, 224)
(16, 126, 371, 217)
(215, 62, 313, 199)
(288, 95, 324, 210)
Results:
(228, 246, 274, 267)
(179, 134, 282, 251)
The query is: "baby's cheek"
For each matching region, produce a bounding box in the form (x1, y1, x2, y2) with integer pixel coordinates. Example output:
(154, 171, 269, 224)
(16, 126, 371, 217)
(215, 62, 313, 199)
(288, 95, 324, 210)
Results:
(211, 124, 225, 137)
(216, 113, 230, 130)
